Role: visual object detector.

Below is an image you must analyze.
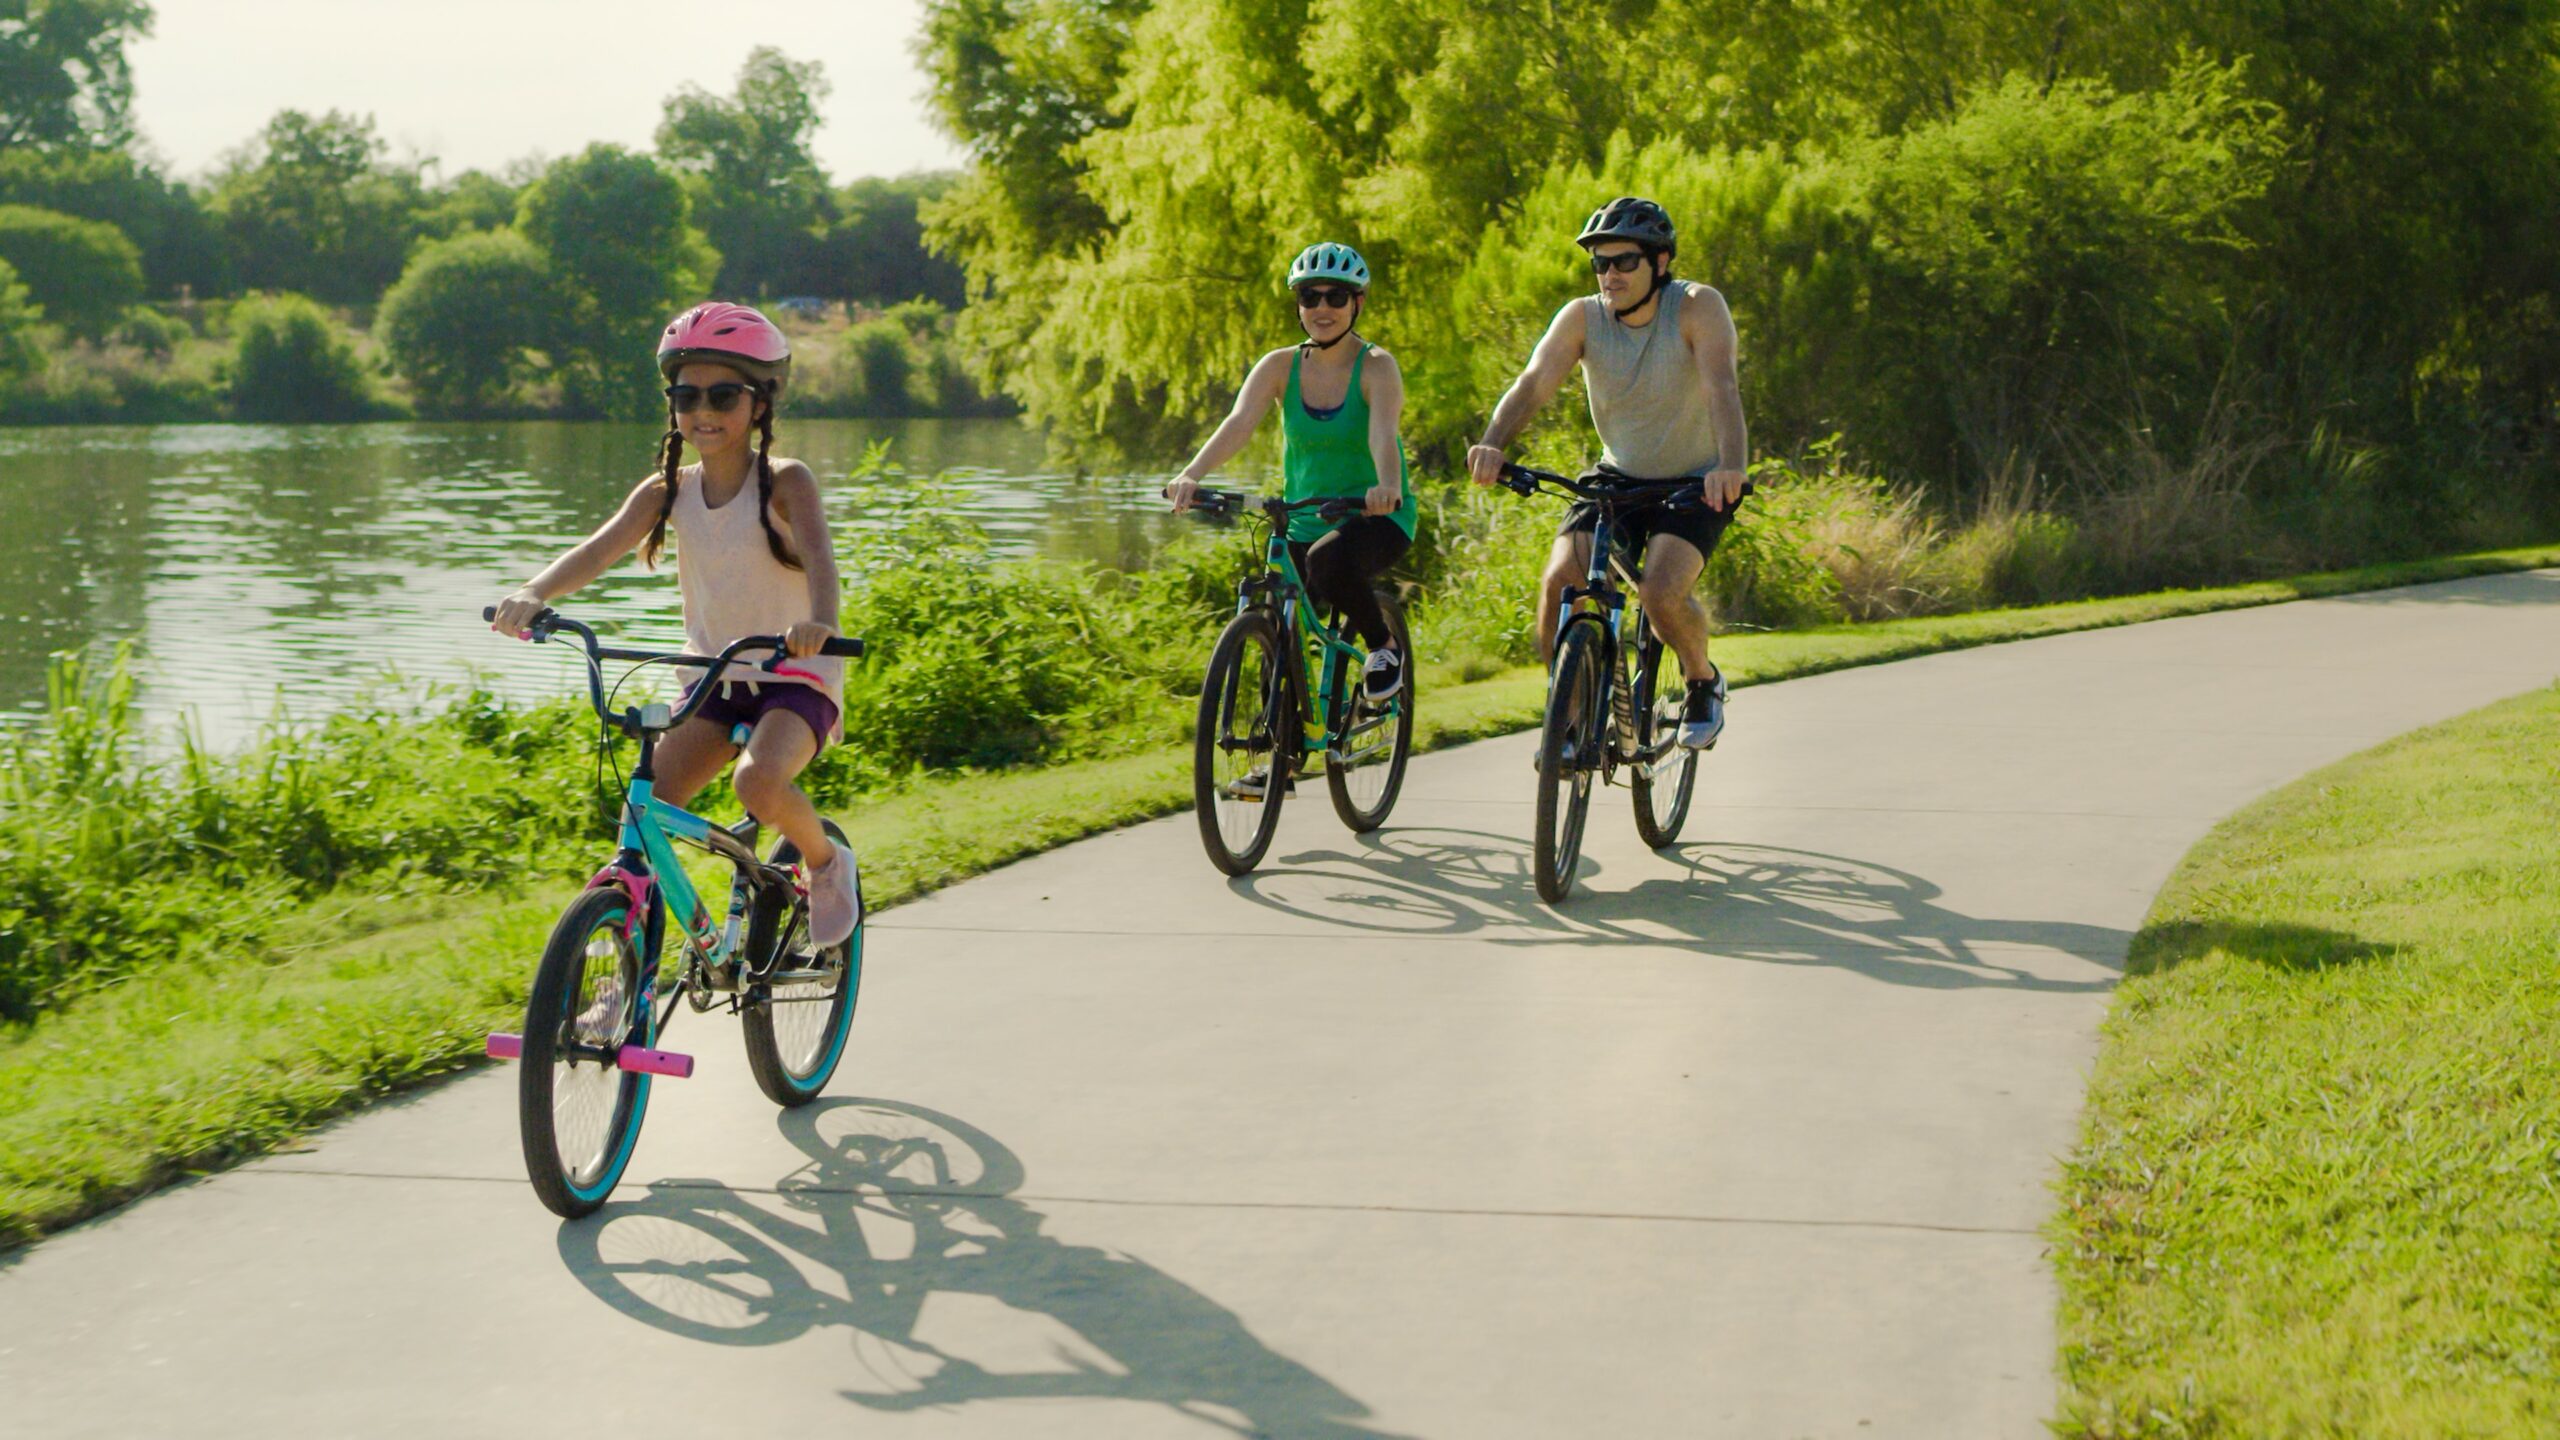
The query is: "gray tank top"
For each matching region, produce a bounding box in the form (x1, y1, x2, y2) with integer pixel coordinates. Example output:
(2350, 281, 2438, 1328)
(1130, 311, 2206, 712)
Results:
(1581, 280, 1721, 479)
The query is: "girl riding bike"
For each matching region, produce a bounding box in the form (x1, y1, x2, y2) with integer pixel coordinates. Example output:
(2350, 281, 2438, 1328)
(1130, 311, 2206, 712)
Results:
(487, 302, 860, 950)
(1166, 241, 1419, 702)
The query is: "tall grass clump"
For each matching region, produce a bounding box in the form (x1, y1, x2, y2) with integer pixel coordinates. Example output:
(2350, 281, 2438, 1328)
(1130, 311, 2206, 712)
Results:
(0, 648, 592, 1023)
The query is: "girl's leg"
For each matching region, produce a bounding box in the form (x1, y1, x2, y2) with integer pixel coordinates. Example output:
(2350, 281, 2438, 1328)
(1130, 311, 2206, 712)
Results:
(729, 711, 830, 864)
(651, 716, 741, 808)
(1302, 516, 1410, 649)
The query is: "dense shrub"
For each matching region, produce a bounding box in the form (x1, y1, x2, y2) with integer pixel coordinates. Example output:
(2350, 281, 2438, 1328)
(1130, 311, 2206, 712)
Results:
(377, 229, 560, 414)
(0, 204, 145, 340)
(227, 292, 381, 421)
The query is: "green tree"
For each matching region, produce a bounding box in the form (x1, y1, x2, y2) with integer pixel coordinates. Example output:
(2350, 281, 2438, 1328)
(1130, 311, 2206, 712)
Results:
(824, 174, 966, 305)
(0, 204, 143, 339)
(514, 144, 717, 416)
(656, 47, 831, 297)
(416, 168, 521, 241)
(376, 229, 559, 415)
(209, 110, 424, 305)
(226, 292, 379, 421)
(0, 256, 43, 383)
(0, 0, 151, 150)
(0, 147, 225, 297)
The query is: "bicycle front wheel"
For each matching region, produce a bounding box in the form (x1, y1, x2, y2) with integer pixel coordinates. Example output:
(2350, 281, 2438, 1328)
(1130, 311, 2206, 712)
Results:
(741, 818, 861, 1108)
(1630, 619, 1699, 848)
(1326, 593, 1414, 833)
(518, 886, 653, 1218)
(1534, 622, 1605, 903)
(1194, 610, 1291, 874)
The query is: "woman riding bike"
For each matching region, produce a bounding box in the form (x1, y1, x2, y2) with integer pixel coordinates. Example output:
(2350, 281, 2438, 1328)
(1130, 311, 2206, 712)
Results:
(1166, 241, 1419, 703)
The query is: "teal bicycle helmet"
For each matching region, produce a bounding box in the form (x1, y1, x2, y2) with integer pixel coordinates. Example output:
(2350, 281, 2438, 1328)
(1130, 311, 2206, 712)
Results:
(1286, 241, 1370, 291)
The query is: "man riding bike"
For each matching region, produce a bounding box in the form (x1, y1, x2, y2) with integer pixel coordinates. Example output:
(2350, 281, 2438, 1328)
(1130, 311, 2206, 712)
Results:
(1465, 196, 1750, 749)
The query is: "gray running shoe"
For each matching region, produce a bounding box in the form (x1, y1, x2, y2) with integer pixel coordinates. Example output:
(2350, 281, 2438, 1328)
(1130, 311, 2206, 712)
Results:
(807, 840, 859, 949)
(1680, 669, 1728, 750)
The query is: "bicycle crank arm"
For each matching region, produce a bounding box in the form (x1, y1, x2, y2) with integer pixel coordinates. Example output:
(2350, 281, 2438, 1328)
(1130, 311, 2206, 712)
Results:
(484, 1032, 696, 1079)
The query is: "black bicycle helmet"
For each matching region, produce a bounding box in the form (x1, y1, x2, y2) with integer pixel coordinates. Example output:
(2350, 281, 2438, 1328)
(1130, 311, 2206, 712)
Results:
(1576, 196, 1677, 256)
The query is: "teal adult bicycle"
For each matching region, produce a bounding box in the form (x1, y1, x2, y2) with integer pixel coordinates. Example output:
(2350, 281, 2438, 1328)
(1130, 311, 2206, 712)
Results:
(1181, 490, 1415, 874)
(481, 606, 866, 1218)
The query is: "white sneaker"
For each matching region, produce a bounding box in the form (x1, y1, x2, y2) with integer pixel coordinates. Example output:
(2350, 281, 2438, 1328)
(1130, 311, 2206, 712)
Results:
(807, 841, 860, 950)
(1361, 646, 1404, 702)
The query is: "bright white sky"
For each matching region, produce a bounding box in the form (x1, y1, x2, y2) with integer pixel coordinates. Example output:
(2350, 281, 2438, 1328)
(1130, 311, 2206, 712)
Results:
(127, 0, 970, 183)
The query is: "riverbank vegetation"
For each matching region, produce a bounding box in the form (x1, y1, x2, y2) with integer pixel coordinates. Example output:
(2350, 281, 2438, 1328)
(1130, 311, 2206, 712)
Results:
(921, 0, 2560, 582)
(0, 18, 1000, 424)
(2053, 683, 2560, 1436)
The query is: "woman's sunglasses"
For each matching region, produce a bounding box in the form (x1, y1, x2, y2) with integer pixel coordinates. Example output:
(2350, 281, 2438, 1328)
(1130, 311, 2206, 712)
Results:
(1295, 285, 1359, 310)
(1589, 251, 1652, 275)
(664, 381, 757, 414)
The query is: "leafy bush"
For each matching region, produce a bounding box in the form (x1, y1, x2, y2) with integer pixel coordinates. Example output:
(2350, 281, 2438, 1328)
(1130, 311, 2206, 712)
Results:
(0, 204, 144, 340)
(227, 292, 381, 421)
(377, 229, 560, 414)
(0, 256, 39, 382)
(109, 305, 188, 357)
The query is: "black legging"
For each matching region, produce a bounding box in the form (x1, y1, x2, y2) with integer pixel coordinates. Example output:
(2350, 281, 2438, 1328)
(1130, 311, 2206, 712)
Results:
(1288, 514, 1409, 650)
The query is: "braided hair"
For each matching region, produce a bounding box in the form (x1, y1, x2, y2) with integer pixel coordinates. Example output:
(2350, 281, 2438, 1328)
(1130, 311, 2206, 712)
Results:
(635, 383, 802, 571)
(640, 409, 684, 568)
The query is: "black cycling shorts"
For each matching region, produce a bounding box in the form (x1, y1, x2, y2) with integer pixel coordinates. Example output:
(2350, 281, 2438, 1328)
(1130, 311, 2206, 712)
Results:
(1556, 469, 1753, 569)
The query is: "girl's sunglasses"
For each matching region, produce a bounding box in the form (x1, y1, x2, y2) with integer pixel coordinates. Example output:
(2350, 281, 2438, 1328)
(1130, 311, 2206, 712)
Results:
(664, 381, 757, 413)
(1295, 285, 1358, 310)
(1589, 251, 1652, 275)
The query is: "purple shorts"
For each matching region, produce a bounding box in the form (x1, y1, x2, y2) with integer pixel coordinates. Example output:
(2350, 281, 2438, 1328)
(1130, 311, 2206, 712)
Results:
(685, 680, 839, 753)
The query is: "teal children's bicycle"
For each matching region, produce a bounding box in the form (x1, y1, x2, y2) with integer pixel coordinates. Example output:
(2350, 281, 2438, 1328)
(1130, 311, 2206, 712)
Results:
(1180, 489, 1415, 874)
(481, 606, 866, 1218)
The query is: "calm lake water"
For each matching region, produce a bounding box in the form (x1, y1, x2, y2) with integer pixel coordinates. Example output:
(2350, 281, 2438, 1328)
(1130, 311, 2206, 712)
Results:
(0, 418, 1192, 746)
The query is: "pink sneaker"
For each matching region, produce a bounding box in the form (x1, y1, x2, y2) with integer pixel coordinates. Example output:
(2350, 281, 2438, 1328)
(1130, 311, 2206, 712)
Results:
(807, 841, 859, 950)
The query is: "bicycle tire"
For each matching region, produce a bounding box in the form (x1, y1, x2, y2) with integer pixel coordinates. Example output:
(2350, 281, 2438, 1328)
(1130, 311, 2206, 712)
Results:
(740, 818, 861, 1108)
(1194, 609, 1291, 874)
(1630, 619, 1699, 848)
(1534, 621, 1605, 903)
(1326, 592, 1414, 833)
(518, 886, 653, 1218)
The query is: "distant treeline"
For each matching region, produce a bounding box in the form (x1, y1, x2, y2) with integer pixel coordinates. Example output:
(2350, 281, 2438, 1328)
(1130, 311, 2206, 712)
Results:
(0, 11, 999, 422)
(920, 0, 2560, 569)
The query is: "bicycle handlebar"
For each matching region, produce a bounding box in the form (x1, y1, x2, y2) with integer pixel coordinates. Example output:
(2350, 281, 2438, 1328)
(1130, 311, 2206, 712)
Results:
(1498, 463, 1702, 507)
(482, 606, 864, 733)
(1163, 485, 1366, 525)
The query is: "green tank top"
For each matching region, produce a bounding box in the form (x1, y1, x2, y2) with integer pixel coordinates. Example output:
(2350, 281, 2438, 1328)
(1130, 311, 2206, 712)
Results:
(1282, 343, 1417, 544)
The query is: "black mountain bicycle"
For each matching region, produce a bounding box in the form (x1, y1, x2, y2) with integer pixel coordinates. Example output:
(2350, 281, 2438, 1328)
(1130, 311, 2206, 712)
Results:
(1180, 489, 1415, 874)
(1498, 464, 1706, 902)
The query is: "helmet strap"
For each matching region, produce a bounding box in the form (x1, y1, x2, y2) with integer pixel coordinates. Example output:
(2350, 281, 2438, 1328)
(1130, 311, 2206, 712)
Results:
(1613, 258, 1666, 321)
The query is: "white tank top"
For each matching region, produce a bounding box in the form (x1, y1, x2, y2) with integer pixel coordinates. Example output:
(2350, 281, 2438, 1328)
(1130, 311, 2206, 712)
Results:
(668, 464, 844, 738)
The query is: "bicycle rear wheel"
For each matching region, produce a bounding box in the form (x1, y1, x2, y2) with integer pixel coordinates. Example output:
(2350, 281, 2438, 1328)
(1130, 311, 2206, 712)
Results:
(741, 818, 861, 1107)
(1630, 620, 1699, 848)
(1194, 610, 1291, 874)
(518, 886, 653, 1218)
(1326, 593, 1414, 833)
(1534, 622, 1605, 903)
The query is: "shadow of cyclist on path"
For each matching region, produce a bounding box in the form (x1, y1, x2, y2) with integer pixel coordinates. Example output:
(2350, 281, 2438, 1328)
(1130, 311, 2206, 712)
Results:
(1242, 827, 2122, 992)
(557, 1097, 1406, 1440)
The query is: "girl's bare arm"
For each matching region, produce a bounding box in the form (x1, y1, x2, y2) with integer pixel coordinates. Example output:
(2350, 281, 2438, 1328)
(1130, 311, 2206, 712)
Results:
(768, 461, 843, 655)
(491, 476, 665, 633)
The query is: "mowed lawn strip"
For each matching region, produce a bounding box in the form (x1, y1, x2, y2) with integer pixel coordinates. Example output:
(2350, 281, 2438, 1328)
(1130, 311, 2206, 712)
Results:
(2052, 681, 2560, 1438)
(6, 544, 2559, 1247)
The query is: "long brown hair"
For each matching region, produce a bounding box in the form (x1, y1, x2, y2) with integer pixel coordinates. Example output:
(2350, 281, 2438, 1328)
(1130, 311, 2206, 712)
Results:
(637, 381, 802, 571)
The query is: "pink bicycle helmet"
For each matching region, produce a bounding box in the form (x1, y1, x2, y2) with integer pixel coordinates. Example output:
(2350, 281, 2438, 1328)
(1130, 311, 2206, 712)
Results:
(656, 302, 792, 390)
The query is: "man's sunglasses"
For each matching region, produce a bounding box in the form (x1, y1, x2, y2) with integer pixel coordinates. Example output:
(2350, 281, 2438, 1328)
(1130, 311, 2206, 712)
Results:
(1295, 285, 1359, 310)
(1589, 251, 1652, 275)
(664, 381, 758, 414)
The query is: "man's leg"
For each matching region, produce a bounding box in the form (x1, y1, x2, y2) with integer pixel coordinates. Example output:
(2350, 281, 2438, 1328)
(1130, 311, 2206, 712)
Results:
(1635, 532, 1713, 681)
(1537, 531, 1594, 664)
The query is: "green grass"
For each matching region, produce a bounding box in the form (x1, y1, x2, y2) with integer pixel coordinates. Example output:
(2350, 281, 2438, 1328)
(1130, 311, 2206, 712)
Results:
(2051, 682, 2560, 1438)
(4, 541, 2558, 1249)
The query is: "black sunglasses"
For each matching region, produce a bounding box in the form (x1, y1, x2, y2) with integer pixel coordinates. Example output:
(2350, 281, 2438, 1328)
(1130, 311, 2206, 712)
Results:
(664, 381, 757, 414)
(1588, 251, 1652, 275)
(1295, 285, 1358, 310)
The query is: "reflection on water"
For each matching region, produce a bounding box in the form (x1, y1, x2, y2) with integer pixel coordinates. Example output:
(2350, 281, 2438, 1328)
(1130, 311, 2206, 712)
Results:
(0, 418, 1190, 745)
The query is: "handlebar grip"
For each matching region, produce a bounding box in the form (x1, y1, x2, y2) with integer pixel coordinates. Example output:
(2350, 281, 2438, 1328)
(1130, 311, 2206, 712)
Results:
(484, 604, 558, 629)
(1316, 498, 1366, 521)
(821, 636, 864, 658)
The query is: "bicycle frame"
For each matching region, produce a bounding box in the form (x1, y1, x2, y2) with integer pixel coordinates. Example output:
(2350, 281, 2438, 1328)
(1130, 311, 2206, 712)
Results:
(1203, 490, 1401, 764)
(1510, 467, 1695, 778)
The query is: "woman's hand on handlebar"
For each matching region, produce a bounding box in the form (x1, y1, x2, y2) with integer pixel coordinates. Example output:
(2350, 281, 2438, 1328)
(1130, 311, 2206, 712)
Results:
(1363, 480, 1401, 517)
(1165, 475, 1202, 513)
(1466, 443, 1506, 487)
(490, 588, 549, 639)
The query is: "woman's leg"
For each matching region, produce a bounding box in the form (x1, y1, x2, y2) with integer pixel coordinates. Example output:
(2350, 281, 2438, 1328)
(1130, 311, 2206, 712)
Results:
(1301, 516, 1410, 649)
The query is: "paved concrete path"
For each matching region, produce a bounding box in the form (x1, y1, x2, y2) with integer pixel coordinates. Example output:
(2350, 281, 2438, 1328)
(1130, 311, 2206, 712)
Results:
(6, 572, 2559, 1439)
